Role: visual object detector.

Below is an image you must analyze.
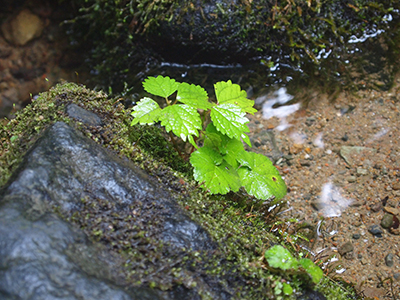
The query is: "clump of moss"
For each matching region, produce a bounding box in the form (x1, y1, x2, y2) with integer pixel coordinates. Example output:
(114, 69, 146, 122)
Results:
(1, 82, 359, 299)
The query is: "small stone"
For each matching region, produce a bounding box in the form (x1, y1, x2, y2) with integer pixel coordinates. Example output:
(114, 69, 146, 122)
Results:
(338, 241, 354, 256)
(368, 225, 383, 237)
(384, 206, 400, 215)
(361, 257, 369, 265)
(370, 202, 382, 212)
(385, 253, 394, 267)
(393, 182, 400, 190)
(356, 168, 368, 176)
(299, 159, 311, 167)
(352, 233, 361, 239)
(290, 143, 303, 154)
(346, 176, 357, 183)
(394, 273, 400, 280)
(381, 214, 394, 229)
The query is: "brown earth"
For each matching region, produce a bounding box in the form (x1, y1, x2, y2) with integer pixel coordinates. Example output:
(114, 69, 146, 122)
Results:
(248, 77, 400, 299)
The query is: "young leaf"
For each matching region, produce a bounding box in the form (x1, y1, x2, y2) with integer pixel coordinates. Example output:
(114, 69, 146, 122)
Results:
(210, 103, 251, 146)
(214, 80, 257, 114)
(131, 97, 162, 125)
(264, 245, 298, 271)
(283, 283, 293, 296)
(237, 151, 287, 201)
(143, 76, 180, 98)
(159, 104, 202, 142)
(190, 146, 241, 194)
(205, 123, 244, 168)
(299, 258, 323, 284)
(177, 82, 213, 110)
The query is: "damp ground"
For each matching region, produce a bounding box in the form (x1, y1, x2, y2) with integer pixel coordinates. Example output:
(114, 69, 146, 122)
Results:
(247, 75, 400, 299)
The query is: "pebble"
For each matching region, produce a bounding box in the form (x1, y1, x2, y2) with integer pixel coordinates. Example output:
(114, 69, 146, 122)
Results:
(368, 225, 383, 237)
(299, 159, 311, 167)
(370, 202, 382, 212)
(385, 253, 394, 267)
(356, 168, 368, 176)
(381, 214, 394, 229)
(384, 206, 400, 215)
(338, 241, 354, 256)
(346, 176, 357, 183)
(393, 182, 400, 190)
(352, 233, 361, 239)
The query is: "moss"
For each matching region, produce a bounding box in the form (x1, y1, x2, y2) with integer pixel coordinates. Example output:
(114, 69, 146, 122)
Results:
(0, 82, 359, 299)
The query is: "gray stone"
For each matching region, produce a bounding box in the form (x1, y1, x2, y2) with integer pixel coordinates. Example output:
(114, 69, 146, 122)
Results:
(368, 225, 383, 237)
(66, 103, 103, 126)
(385, 253, 394, 267)
(0, 121, 225, 299)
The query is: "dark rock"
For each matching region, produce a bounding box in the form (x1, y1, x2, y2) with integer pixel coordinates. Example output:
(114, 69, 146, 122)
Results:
(368, 225, 383, 237)
(352, 233, 361, 240)
(0, 121, 226, 299)
(66, 103, 103, 126)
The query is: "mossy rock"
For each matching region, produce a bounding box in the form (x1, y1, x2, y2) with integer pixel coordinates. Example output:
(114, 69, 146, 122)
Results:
(0, 82, 359, 299)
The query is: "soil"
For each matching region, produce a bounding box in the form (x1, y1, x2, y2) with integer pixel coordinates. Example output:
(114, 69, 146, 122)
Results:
(248, 77, 400, 299)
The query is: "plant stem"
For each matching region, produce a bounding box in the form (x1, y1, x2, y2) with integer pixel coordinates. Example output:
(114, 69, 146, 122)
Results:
(168, 131, 185, 160)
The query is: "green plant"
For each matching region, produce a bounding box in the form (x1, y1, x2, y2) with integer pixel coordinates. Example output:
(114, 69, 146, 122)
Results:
(264, 244, 324, 296)
(131, 76, 287, 202)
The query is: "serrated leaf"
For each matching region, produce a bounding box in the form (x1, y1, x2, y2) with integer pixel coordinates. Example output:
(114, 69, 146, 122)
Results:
(159, 104, 201, 142)
(131, 97, 162, 125)
(237, 151, 287, 201)
(205, 123, 244, 168)
(210, 103, 251, 146)
(177, 82, 212, 110)
(264, 245, 299, 271)
(214, 80, 257, 114)
(190, 146, 241, 194)
(299, 258, 323, 284)
(143, 76, 180, 98)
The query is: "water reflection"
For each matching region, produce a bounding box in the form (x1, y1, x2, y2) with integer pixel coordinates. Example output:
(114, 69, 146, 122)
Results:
(318, 182, 353, 218)
(257, 87, 300, 131)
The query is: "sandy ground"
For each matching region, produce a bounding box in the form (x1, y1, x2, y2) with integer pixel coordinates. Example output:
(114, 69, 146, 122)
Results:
(247, 75, 400, 299)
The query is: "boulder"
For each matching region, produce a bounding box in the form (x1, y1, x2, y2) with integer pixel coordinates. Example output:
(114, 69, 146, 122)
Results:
(0, 118, 225, 299)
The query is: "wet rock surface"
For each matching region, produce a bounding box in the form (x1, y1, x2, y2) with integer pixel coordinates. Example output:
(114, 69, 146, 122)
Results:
(0, 118, 237, 299)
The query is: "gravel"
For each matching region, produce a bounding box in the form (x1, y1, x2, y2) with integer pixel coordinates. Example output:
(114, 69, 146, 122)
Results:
(248, 76, 400, 299)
